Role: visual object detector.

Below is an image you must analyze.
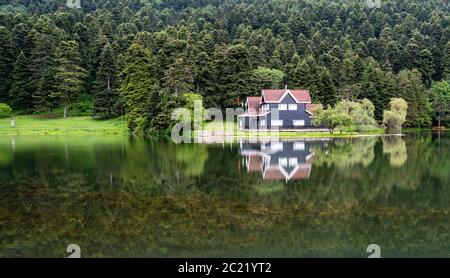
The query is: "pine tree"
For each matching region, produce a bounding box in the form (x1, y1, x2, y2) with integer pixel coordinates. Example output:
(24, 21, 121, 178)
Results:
(119, 43, 156, 133)
(418, 49, 435, 86)
(316, 67, 337, 107)
(443, 41, 450, 80)
(0, 26, 14, 103)
(29, 24, 62, 115)
(163, 56, 194, 97)
(396, 69, 432, 127)
(361, 59, 385, 121)
(54, 40, 87, 118)
(93, 43, 119, 118)
(10, 52, 33, 110)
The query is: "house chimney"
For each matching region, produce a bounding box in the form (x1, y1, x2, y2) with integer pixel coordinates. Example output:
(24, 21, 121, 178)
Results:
(285, 84, 288, 90)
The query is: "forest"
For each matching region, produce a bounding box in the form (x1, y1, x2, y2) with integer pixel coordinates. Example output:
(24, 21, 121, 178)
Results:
(0, 0, 449, 134)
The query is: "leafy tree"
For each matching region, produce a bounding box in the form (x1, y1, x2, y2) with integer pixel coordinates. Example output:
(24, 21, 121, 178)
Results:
(383, 98, 408, 133)
(313, 105, 353, 134)
(0, 103, 12, 118)
(431, 80, 450, 128)
(334, 99, 378, 131)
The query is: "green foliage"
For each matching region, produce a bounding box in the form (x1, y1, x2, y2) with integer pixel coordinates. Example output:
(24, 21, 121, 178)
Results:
(313, 105, 353, 134)
(0, 103, 11, 118)
(54, 40, 87, 118)
(383, 98, 408, 133)
(10, 51, 32, 110)
(396, 70, 432, 128)
(431, 80, 450, 127)
(252, 67, 284, 90)
(119, 43, 156, 134)
(93, 43, 119, 118)
(0, 26, 13, 102)
(334, 99, 378, 132)
(0, 0, 448, 130)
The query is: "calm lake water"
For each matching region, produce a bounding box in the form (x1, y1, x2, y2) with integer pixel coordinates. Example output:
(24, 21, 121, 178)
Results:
(0, 132, 449, 257)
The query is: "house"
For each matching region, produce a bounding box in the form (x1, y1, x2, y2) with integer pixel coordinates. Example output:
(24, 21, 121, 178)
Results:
(238, 87, 319, 130)
(239, 140, 329, 182)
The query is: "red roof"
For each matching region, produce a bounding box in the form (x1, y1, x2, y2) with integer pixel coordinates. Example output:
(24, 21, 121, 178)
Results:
(262, 89, 311, 103)
(306, 103, 320, 115)
(247, 97, 261, 109)
(263, 168, 286, 180)
(290, 165, 311, 180)
(248, 155, 262, 172)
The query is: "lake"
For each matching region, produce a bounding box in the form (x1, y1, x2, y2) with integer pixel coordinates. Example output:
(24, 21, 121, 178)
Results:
(0, 132, 449, 257)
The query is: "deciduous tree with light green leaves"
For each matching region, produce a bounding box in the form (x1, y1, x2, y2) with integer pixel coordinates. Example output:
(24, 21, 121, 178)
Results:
(334, 99, 378, 131)
(313, 105, 353, 134)
(383, 98, 408, 134)
(0, 103, 12, 118)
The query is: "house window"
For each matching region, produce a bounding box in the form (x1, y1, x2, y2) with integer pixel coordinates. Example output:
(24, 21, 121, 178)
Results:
(264, 104, 270, 110)
(289, 157, 298, 166)
(279, 158, 288, 166)
(271, 120, 283, 126)
(293, 142, 305, 151)
(239, 120, 243, 128)
(288, 104, 297, 111)
(278, 104, 287, 110)
(260, 120, 266, 126)
(271, 142, 283, 152)
(293, 120, 305, 126)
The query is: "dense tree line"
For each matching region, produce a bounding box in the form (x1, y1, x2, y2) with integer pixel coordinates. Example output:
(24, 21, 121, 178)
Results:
(0, 0, 449, 132)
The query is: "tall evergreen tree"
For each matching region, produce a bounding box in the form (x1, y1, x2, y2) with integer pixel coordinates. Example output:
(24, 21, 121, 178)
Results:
(361, 59, 385, 121)
(397, 69, 432, 127)
(316, 67, 337, 107)
(93, 42, 119, 118)
(54, 40, 87, 118)
(30, 32, 60, 115)
(0, 26, 14, 103)
(10, 52, 33, 110)
(119, 43, 156, 133)
(443, 41, 450, 80)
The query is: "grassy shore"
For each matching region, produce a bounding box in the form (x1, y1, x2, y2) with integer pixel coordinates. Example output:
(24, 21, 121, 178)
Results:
(0, 115, 128, 135)
(198, 121, 387, 139)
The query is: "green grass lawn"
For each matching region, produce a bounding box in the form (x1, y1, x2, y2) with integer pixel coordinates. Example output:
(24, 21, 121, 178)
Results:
(0, 115, 128, 135)
(200, 121, 385, 138)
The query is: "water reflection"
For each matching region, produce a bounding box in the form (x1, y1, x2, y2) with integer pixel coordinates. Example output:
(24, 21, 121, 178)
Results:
(239, 140, 330, 182)
(0, 133, 450, 257)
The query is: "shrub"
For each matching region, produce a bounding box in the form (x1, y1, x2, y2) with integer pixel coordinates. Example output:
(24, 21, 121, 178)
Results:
(0, 103, 12, 118)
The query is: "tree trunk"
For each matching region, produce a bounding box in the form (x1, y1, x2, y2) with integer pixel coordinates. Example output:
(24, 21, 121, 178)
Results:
(64, 103, 68, 118)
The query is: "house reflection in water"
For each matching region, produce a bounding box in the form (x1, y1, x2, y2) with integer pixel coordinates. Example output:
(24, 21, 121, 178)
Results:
(239, 140, 330, 182)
